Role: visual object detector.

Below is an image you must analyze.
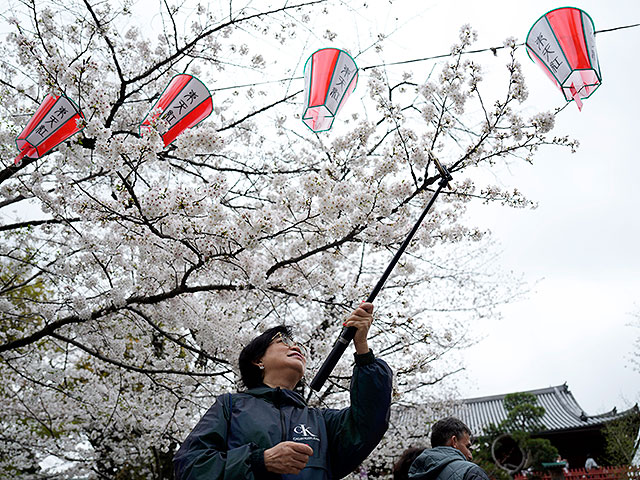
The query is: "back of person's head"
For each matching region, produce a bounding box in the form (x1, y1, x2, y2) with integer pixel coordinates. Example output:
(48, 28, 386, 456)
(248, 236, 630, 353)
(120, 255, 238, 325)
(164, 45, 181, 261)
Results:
(238, 325, 291, 389)
(430, 417, 471, 447)
(393, 447, 425, 480)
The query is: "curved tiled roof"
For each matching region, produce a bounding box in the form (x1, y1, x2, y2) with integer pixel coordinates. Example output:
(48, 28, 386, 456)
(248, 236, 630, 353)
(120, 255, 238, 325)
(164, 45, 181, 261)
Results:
(455, 383, 638, 436)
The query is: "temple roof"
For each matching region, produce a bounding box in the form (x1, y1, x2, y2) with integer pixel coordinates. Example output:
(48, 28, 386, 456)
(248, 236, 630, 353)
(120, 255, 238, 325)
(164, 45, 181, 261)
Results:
(455, 383, 638, 436)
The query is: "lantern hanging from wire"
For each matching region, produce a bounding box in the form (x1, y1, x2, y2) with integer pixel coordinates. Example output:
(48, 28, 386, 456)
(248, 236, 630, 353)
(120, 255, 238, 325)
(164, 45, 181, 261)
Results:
(14, 94, 85, 166)
(526, 7, 602, 111)
(302, 48, 358, 132)
(140, 74, 213, 147)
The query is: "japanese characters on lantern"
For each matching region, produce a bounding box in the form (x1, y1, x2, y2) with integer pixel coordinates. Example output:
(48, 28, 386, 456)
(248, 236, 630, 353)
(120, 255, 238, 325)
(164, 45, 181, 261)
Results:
(302, 48, 358, 132)
(140, 74, 213, 147)
(14, 94, 85, 166)
(526, 7, 602, 110)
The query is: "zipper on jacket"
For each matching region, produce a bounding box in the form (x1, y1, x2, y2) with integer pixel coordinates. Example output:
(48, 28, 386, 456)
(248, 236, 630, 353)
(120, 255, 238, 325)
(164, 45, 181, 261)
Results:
(276, 387, 287, 442)
(280, 407, 286, 442)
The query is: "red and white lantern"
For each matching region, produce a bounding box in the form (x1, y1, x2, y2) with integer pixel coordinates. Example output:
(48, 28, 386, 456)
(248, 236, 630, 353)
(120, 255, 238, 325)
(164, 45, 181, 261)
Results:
(526, 7, 602, 111)
(140, 74, 213, 147)
(14, 94, 84, 166)
(302, 48, 358, 132)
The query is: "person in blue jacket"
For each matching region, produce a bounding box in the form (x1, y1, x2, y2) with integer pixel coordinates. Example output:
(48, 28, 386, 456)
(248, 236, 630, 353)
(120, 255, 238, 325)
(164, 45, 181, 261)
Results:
(173, 302, 392, 479)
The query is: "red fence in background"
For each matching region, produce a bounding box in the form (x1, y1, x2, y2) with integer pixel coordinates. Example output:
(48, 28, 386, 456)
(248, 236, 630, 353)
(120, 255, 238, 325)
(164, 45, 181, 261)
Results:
(515, 467, 640, 480)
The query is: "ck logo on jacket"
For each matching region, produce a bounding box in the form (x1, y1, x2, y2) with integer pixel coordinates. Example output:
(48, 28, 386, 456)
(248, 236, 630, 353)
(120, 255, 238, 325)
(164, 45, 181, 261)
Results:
(293, 423, 319, 442)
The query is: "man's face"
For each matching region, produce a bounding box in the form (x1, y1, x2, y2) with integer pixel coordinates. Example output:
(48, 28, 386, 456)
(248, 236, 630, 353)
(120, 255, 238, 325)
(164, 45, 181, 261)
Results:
(449, 432, 473, 461)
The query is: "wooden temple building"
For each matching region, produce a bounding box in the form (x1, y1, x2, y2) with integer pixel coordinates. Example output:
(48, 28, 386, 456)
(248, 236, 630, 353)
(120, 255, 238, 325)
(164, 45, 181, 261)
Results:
(455, 383, 640, 472)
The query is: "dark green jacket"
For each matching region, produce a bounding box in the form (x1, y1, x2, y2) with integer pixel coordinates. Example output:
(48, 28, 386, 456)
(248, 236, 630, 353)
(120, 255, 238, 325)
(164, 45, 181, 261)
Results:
(409, 447, 490, 480)
(174, 352, 392, 479)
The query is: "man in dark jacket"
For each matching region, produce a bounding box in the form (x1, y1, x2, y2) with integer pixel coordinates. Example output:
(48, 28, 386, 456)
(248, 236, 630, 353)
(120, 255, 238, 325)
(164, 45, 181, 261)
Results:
(409, 417, 490, 480)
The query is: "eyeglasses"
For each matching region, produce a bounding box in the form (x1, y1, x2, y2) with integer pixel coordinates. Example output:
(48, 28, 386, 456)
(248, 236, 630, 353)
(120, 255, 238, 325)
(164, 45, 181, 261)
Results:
(270, 332, 308, 357)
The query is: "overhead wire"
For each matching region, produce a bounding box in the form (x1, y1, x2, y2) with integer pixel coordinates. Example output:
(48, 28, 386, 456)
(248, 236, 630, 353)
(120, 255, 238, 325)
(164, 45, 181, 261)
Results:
(210, 22, 640, 93)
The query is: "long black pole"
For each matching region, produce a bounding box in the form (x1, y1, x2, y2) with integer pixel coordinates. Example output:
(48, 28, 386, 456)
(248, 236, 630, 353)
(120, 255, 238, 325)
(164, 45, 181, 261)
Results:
(309, 170, 452, 392)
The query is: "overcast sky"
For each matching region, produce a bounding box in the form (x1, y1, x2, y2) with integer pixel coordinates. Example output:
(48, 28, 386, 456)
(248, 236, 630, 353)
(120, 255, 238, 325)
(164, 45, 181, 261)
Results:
(273, 0, 639, 414)
(130, 0, 639, 413)
(6, 0, 637, 415)
(363, 0, 640, 414)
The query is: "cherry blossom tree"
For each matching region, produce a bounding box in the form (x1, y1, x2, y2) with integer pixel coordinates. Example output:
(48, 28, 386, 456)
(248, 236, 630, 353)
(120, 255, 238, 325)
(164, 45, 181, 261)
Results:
(0, 0, 577, 477)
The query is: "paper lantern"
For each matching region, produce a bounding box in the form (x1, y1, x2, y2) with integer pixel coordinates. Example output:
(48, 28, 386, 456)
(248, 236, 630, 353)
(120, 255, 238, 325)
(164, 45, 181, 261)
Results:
(302, 48, 358, 132)
(526, 7, 602, 110)
(14, 94, 84, 166)
(140, 74, 213, 147)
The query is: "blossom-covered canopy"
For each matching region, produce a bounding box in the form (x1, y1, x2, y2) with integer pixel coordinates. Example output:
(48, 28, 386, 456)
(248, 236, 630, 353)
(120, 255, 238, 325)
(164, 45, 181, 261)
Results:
(526, 7, 602, 110)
